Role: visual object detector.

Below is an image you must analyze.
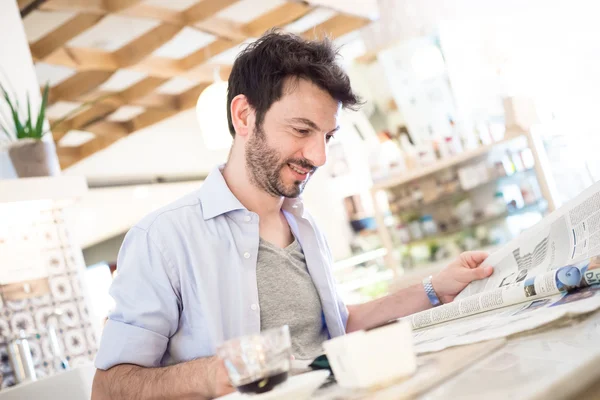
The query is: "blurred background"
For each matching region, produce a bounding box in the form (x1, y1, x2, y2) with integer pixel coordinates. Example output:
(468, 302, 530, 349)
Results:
(1, 0, 600, 390)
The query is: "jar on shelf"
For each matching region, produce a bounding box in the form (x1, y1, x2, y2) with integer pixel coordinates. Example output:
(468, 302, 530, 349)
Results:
(392, 223, 411, 244)
(421, 215, 438, 236)
(408, 219, 423, 240)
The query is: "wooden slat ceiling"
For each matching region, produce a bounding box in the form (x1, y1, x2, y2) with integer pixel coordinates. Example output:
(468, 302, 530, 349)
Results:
(21, 0, 372, 169)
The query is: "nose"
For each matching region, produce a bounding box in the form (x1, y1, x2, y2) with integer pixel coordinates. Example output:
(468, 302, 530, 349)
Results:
(303, 134, 327, 168)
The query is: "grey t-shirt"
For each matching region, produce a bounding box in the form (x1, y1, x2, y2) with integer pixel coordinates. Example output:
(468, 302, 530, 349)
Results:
(256, 237, 329, 360)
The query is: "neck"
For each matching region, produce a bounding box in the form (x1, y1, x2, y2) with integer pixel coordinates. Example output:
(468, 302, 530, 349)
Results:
(222, 148, 284, 218)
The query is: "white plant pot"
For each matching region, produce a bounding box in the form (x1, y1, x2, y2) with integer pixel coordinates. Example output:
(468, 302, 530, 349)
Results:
(7, 139, 61, 178)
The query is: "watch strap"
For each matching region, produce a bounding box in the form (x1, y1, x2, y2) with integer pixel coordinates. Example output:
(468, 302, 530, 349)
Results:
(423, 275, 441, 307)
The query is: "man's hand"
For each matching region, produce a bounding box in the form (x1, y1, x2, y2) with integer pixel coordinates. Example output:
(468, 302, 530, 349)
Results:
(431, 251, 493, 304)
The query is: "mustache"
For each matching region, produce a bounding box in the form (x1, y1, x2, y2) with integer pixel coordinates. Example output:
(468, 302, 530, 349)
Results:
(286, 158, 317, 173)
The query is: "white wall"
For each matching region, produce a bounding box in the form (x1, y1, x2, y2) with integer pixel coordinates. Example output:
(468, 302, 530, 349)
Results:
(0, 0, 44, 179)
(82, 232, 126, 265)
(66, 180, 203, 248)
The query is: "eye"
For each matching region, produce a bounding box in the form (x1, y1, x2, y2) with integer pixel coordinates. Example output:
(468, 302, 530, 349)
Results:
(294, 128, 310, 135)
(326, 134, 335, 142)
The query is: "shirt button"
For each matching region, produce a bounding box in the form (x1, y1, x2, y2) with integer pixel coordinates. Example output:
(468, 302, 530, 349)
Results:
(244, 215, 251, 222)
(243, 252, 251, 259)
(250, 304, 258, 311)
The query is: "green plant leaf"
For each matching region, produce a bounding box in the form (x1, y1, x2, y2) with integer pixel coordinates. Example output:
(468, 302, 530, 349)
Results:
(1, 86, 26, 139)
(26, 93, 35, 138)
(35, 83, 49, 138)
(0, 117, 13, 140)
(0, 104, 15, 140)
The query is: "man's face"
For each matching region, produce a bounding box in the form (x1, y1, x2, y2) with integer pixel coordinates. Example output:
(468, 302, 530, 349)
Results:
(245, 78, 340, 198)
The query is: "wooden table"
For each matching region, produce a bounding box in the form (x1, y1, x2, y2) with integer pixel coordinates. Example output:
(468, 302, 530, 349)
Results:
(312, 310, 600, 399)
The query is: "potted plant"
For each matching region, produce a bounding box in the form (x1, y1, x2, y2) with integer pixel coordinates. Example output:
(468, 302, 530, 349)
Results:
(0, 78, 62, 177)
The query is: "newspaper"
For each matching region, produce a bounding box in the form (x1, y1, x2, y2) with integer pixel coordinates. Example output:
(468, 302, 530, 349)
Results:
(405, 180, 600, 352)
(413, 283, 600, 354)
(459, 180, 600, 299)
(409, 264, 598, 330)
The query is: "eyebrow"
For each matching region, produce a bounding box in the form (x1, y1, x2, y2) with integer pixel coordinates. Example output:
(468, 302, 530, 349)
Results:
(288, 118, 340, 134)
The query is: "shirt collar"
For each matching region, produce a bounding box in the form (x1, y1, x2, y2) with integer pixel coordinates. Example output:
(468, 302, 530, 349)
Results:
(199, 165, 305, 220)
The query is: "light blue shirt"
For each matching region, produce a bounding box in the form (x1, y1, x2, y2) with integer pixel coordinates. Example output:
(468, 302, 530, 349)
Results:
(95, 166, 349, 370)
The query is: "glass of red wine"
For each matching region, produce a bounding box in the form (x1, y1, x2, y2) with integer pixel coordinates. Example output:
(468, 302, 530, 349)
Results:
(217, 325, 292, 395)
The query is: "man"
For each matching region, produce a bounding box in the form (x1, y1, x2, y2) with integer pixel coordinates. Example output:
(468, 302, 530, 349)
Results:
(92, 31, 493, 399)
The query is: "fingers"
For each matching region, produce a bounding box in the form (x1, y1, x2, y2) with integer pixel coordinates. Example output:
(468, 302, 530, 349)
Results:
(470, 265, 494, 280)
(460, 251, 489, 268)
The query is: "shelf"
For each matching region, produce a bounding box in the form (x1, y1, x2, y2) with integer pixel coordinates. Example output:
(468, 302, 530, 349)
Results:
(333, 247, 387, 271)
(338, 269, 394, 293)
(0, 175, 88, 204)
(398, 201, 547, 247)
(394, 168, 535, 213)
(371, 132, 525, 191)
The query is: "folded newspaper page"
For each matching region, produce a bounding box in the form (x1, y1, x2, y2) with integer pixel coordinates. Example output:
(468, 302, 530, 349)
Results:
(413, 280, 600, 353)
(408, 261, 598, 330)
(405, 179, 600, 330)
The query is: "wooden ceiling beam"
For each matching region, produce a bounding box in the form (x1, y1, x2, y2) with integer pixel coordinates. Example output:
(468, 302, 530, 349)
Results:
(58, 81, 206, 168)
(119, 76, 168, 102)
(181, 63, 231, 84)
(48, 70, 114, 104)
(133, 93, 178, 110)
(51, 100, 117, 141)
(57, 120, 128, 169)
(119, 3, 186, 25)
(58, 89, 177, 111)
(40, 0, 106, 13)
(177, 83, 211, 110)
(45, 1, 374, 169)
(194, 17, 248, 41)
(44, 47, 119, 70)
(124, 109, 178, 132)
(180, 38, 240, 70)
(128, 57, 185, 79)
(180, 2, 313, 70)
(112, 23, 183, 67)
(30, 13, 105, 60)
(102, 0, 142, 13)
(244, 2, 312, 37)
(302, 14, 370, 40)
(85, 120, 129, 137)
(51, 76, 168, 140)
(183, 0, 238, 24)
(33, 2, 318, 79)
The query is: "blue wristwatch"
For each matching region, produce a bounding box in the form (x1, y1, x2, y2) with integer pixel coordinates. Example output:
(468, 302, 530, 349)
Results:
(423, 275, 441, 307)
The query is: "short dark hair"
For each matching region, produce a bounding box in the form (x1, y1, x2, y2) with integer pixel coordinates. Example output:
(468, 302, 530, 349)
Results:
(226, 30, 361, 137)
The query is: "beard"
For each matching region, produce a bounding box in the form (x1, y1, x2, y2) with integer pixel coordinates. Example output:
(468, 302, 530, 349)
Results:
(245, 125, 316, 198)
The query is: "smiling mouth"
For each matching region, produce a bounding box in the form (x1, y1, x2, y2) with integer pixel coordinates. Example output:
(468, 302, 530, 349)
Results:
(288, 163, 311, 175)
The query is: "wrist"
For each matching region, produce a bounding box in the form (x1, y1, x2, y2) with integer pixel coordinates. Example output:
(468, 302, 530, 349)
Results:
(430, 274, 455, 304)
(194, 357, 219, 398)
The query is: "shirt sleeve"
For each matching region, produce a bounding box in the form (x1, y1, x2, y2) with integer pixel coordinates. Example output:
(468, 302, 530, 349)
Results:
(95, 226, 181, 370)
(319, 230, 349, 332)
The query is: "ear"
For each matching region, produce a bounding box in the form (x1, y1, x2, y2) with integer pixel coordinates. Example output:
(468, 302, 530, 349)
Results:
(230, 94, 252, 138)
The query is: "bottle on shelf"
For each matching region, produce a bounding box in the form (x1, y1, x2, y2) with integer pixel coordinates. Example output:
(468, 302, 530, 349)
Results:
(416, 140, 437, 167)
(511, 150, 525, 172)
(368, 131, 407, 181)
(407, 217, 423, 240)
(501, 151, 516, 176)
(399, 134, 418, 171)
(421, 215, 438, 236)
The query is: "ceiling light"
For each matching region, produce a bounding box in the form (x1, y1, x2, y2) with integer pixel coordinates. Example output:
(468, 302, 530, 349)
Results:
(195, 71, 233, 150)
